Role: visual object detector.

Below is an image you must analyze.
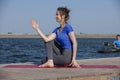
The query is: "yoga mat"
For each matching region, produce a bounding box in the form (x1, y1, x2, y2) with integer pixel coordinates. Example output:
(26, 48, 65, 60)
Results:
(3, 64, 119, 69)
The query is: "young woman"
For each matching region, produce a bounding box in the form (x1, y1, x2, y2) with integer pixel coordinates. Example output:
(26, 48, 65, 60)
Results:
(31, 7, 80, 68)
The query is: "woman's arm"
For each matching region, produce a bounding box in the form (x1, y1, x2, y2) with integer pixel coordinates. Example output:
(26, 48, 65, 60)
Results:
(69, 32, 77, 60)
(31, 19, 56, 42)
(69, 32, 79, 67)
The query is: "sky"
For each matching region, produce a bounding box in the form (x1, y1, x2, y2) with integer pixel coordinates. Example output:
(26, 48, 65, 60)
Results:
(0, 0, 120, 34)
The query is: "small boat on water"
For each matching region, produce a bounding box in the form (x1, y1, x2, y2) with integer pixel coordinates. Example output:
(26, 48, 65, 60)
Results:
(97, 49, 120, 53)
(97, 42, 120, 53)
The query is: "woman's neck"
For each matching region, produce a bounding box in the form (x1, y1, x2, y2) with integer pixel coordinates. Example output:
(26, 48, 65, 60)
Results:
(60, 21, 66, 28)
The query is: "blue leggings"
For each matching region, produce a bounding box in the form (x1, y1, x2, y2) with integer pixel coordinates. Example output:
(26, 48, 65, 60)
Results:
(43, 40, 73, 66)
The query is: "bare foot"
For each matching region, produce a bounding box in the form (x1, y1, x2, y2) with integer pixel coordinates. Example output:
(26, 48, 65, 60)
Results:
(39, 60, 54, 68)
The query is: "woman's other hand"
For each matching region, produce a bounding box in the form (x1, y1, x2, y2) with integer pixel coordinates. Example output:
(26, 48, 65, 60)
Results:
(69, 60, 80, 68)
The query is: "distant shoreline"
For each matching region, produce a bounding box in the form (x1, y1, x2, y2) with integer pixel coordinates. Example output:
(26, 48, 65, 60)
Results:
(0, 34, 116, 38)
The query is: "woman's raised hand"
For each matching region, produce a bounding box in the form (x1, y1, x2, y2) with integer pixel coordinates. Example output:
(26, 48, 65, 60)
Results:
(31, 19, 39, 30)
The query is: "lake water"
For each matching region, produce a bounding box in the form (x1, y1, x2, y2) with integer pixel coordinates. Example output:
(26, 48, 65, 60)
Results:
(0, 38, 120, 64)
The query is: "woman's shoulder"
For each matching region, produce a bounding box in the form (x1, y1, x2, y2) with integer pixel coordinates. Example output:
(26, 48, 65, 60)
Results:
(64, 23, 74, 32)
(52, 26, 60, 33)
(64, 23, 73, 30)
(65, 23, 72, 28)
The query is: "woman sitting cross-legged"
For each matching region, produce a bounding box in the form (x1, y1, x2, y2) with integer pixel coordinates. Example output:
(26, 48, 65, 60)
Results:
(31, 7, 80, 68)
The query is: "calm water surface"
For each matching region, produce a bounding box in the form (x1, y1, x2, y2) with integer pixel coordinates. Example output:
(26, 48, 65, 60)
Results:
(0, 38, 120, 64)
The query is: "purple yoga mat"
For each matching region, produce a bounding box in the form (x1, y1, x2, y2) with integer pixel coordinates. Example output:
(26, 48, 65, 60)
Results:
(3, 64, 119, 69)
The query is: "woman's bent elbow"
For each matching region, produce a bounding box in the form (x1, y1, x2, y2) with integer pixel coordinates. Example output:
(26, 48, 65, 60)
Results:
(44, 39, 51, 43)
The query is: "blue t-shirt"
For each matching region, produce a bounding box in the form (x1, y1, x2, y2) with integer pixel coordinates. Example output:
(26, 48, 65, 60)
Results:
(52, 23, 73, 50)
(114, 40, 120, 48)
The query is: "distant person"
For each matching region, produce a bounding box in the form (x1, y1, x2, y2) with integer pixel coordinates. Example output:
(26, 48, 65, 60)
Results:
(31, 7, 80, 68)
(113, 34, 120, 49)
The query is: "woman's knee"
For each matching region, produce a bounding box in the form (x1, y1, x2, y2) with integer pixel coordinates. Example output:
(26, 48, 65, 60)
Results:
(53, 57, 71, 66)
(45, 41, 54, 47)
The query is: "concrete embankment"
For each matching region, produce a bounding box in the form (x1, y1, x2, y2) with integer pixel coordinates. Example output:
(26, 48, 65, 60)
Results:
(0, 34, 116, 38)
(0, 57, 120, 80)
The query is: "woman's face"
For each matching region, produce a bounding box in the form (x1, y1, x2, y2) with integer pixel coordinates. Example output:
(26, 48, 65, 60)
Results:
(56, 11, 63, 23)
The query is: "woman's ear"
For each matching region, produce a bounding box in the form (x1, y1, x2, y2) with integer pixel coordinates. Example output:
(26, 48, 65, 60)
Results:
(61, 15, 65, 19)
